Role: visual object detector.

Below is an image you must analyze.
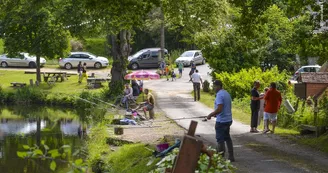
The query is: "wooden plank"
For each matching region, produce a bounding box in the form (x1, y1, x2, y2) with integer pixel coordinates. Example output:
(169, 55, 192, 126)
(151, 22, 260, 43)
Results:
(187, 120, 198, 137)
(172, 135, 203, 173)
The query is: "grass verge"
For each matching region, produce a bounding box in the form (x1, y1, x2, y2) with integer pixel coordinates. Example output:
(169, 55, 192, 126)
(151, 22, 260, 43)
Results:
(195, 90, 327, 153)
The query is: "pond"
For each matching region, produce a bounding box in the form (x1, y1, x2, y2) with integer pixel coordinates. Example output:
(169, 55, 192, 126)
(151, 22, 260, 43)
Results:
(0, 106, 92, 173)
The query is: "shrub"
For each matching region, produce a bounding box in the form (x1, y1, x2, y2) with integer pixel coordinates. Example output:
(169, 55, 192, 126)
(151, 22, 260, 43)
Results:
(214, 66, 289, 99)
(83, 38, 108, 57)
(70, 39, 84, 51)
(203, 80, 210, 92)
(14, 87, 47, 104)
(168, 49, 185, 65)
(0, 86, 6, 104)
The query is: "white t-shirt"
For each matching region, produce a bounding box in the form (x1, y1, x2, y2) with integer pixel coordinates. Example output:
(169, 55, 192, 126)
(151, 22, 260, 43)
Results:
(191, 73, 202, 83)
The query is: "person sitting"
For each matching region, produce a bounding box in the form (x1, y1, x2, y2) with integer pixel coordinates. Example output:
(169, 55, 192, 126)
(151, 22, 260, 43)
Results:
(134, 89, 155, 119)
(121, 83, 134, 110)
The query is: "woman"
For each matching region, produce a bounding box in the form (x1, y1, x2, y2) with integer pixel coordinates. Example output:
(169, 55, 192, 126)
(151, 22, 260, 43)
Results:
(81, 63, 87, 82)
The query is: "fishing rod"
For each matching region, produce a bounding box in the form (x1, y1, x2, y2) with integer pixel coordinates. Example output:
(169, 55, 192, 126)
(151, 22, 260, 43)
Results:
(149, 116, 208, 123)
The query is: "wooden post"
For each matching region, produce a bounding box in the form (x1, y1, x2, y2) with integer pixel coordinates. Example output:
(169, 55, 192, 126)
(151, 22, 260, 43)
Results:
(172, 121, 202, 173)
(29, 79, 34, 86)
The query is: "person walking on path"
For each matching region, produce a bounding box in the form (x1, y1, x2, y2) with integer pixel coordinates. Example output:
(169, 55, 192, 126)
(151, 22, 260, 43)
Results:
(191, 70, 203, 101)
(189, 62, 196, 82)
(250, 80, 263, 133)
(263, 82, 282, 134)
(178, 62, 184, 78)
(77, 61, 83, 83)
(165, 65, 170, 81)
(160, 60, 166, 76)
(207, 80, 235, 162)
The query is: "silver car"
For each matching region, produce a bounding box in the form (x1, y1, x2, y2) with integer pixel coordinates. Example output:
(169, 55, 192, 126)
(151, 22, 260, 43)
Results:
(0, 53, 46, 68)
(59, 52, 109, 69)
(175, 50, 205, 66)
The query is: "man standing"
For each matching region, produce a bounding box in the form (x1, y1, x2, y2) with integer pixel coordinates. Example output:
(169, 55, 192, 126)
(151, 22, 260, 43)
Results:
(160, 60, 166, 76)
(178, 62, 184, 78)
(191, 70, 203, 101)
(77, 61, 82, 83)
(250, 81, 263, 133)
(207, 80, 235, 162)
(263, 82, 282, 134)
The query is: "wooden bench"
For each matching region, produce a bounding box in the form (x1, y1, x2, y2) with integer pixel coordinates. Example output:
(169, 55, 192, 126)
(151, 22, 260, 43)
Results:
(11, 82, 27, 87)
(87, 77, 111, 89)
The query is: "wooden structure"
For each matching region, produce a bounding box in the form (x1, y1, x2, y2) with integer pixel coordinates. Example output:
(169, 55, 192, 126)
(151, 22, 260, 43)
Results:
(10, 82, 26, 87)
(171, 121, 203, 173)
(294, 72, 328, 99)
(87, 77, 111, 89)
(294, 72, 328, 136)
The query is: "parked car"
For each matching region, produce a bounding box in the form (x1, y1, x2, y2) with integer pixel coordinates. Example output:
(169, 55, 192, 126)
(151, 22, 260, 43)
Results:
(0, 53, 46, 68)
(175, 50, 205, 67)
(59, 52, 109, 69)
(293, 65, 321, 81)
(128, 48, 168, 70)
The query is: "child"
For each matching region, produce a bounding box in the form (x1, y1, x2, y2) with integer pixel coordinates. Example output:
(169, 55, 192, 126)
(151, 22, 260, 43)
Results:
(171, 70, 176, 81)
(165, 65, 169, 81)
(178, 62, 184, 78)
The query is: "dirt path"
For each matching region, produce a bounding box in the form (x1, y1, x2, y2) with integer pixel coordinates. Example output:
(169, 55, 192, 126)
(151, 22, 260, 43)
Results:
(143, 64, 328, 173)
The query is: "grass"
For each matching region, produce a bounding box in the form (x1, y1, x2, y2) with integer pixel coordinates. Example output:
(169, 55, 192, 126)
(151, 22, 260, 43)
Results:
(0, 70, 102, 94)
(108, 143, 160, 173)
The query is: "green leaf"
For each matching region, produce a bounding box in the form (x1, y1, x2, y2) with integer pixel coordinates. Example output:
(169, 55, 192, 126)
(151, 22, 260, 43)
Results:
(61, 153, 66, 159)
(61, 145, 70, 149)
(43, 144, 49, 151)
(74, 159, 83, 166)
(22, 145, 30, 150)
(33, 149, 43, 156)
(41, 140, 45, 145)
(17, 151, 27, 158)
(48, 149, 58, 154)
(50, 160, 56, 171)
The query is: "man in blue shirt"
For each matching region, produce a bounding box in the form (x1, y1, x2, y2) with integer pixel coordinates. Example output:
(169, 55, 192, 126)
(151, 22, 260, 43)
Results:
(207, 80, 235, 162)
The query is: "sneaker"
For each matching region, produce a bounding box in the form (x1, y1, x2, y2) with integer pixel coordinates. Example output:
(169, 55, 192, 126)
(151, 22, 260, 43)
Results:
(263, 129, 270, 134)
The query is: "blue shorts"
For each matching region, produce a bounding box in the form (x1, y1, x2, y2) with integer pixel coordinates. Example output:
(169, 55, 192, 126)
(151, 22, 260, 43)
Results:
(215, 121, 232, 143)
(264, 112, 277, 121)
(179, 69, 182, 73)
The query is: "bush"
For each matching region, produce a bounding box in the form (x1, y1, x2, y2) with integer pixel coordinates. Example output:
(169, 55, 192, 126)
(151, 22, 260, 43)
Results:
(214, 66, 289, 99)
(168, 49, 185, 65)
(14, 87, 47, 104)
(83, 38, 108, 57)
(0, 86, 6, 104)
(0, 39, 4, 54)
(203, 80, 210, 92)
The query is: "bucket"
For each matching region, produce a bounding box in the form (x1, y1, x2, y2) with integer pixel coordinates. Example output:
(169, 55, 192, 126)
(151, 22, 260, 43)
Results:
(156, 143, 169, 152)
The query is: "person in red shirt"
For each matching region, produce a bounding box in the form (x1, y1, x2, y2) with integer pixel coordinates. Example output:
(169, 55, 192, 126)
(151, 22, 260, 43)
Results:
(263, 82, 282, 134)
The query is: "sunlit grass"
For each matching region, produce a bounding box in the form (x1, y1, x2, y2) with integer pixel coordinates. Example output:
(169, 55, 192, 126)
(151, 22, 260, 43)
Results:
(0, 70, 102, 94)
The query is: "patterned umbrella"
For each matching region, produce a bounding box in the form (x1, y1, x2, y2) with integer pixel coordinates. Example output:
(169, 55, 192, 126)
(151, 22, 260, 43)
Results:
(124, 70, 160, 80)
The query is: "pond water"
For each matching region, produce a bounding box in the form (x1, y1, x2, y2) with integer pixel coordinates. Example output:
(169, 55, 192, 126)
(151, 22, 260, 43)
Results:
(0, 106, 91, 173)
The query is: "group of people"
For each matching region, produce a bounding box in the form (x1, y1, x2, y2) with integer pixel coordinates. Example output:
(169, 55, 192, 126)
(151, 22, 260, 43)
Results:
(120, 80, 143, 110)
(160, 60, 187, 81)
(250, 81, 282, 134)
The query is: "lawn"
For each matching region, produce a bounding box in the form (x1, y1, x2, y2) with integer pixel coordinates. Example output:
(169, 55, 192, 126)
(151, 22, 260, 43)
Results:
(0, 70, 102, 94)
(196, 90, 328, 153)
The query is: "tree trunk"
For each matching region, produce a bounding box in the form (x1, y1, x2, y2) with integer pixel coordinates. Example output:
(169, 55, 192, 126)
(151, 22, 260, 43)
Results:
(108, 30, 131, 97)
(160, 5, 165, 61)
(36, 55, 41, 82)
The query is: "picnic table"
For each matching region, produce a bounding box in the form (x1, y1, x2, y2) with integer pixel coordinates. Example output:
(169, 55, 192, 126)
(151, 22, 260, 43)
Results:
(87, 77, 111, 89)
(10, 82, 26, 87)
(43, 72, 68, 82)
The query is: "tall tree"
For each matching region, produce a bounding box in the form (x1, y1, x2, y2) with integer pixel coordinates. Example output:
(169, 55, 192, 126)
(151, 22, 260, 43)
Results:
(0, 0, 70, 82)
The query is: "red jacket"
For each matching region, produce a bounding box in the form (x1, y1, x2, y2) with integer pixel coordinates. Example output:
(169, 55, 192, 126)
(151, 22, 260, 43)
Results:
(264, 88, 282, 113)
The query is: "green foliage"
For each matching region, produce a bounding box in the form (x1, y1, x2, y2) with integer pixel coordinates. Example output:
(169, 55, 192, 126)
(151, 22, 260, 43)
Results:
(84, 38, 108, 57)
(151, 147, 235, 173)
(168, 49, 184, 65)
(203, 80, 210, 92)
(17, 142, 87, 172)
(14, 87, 47, 104)
(0, 39, 3, 54)
(108, 144, 159, 173)
(214, 66, 289, 99)
(0, 86, 6, 104)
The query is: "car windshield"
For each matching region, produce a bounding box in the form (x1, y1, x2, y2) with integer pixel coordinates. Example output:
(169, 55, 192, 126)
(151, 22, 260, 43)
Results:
(87, 52, 97, 57)
(180, 51, 194, 57)
(131, 50, 148, 58)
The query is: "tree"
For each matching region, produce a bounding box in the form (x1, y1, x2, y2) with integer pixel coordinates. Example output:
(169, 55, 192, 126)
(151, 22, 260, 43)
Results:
(0, 0, 70, 82)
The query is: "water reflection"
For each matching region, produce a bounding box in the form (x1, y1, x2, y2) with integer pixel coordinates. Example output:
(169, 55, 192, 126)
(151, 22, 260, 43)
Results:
(0, 106, 92, 173)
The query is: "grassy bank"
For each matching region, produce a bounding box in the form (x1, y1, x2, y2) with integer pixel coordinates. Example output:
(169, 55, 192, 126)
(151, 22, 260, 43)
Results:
(195, 91, 328, 153)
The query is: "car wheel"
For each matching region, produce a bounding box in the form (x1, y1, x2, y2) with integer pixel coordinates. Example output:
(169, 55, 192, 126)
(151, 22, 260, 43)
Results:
(131, 63, 139, 70)
(1, 62, 8, 68)
(202, 59, 205, 65)
(64, 63, 72, 70)
(94, 62, 102, 69)
(29, 62, 36, 68)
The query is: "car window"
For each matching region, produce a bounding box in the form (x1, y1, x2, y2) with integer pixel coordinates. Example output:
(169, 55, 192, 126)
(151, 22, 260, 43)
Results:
(151, 51, 158, 58)
(194, 52, 199, 57)
(80, 54, 90, 59)
(303, 68, 309, 72)
(315, 67, 320, 72)
(181, 51, 194, 57)
(309, 67, 317, 72)
(141, 53, 150, 59)
(69, 54, 80, 59)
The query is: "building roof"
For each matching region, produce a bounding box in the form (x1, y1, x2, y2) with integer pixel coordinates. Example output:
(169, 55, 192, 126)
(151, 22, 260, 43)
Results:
(301, 72, 328, 83)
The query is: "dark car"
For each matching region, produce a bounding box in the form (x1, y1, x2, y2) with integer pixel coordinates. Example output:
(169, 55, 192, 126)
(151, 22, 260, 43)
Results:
(128, 48, 168, 70)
